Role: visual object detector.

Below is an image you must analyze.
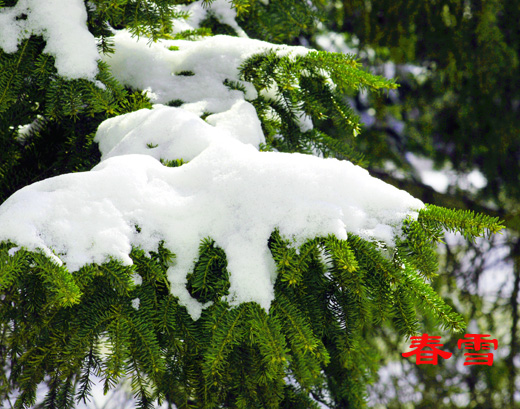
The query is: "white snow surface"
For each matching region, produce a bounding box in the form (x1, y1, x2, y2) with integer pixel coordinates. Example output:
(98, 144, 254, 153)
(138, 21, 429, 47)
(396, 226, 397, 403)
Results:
(0, 29, 424, 319)
(102, 31, 308, 113)
(0, 134, 423, 319)
(95, 103, 265, 161)
(0, 0, 99, 79)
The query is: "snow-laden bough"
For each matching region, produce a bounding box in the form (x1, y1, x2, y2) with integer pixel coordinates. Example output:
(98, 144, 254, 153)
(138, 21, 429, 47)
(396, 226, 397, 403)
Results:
(0, 107, 423, 319)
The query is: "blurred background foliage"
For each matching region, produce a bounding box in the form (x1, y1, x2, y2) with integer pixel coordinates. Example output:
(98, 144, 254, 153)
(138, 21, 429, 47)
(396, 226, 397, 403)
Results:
(303, 0, 519, 407)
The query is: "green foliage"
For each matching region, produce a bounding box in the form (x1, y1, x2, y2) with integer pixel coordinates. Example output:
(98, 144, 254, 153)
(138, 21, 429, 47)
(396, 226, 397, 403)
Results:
(241, 50, 396, 164)
(87, 0, 189, 42)
(235, 0, 325, 44)
(0, 208, 501, 408)
(199, 0, 326, 43)
(0, 84, 152, 203)
(187, 239, 230, 303)
(0, 28, 152, 202)
(328, 0, 520, 205)
(419, 204, 504, 240)
(172, 27, 213, 40)
(317, 2, 517, 406)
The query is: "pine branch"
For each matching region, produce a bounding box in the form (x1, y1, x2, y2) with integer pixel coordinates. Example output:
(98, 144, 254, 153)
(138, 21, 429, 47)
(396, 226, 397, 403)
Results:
(419, 204, 504, 240)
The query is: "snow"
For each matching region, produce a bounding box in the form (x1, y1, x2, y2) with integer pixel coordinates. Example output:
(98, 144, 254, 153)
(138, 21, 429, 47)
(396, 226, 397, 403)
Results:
(95, 103, 264, 162)
(102, 31, 308, 113)
(131, 273, 142, 286)
(0, 132, 423, 319)
(0, 27, 424, 320)
(172, 0, 248, 38)
(405, 152, 488, 193)
(131, 298, 140, 310)
(0, 0, 99, 80)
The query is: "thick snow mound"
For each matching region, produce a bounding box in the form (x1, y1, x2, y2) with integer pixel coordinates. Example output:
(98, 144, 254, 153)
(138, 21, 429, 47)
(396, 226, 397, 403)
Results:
(0, 23, 423, 319)
(0, 137, 423, 319)
(103, 31, 308, 114)
(95, 104, 265, 161)
(0, 0, 99, 80)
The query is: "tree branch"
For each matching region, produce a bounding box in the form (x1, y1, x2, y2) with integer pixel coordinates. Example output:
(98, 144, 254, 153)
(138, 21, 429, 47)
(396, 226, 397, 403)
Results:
(368, 168, 519, 232)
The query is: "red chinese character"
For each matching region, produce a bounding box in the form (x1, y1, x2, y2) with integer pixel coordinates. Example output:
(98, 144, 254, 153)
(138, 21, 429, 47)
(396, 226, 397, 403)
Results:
(457, 334, 497, 366)
(402, 333, 453, 365)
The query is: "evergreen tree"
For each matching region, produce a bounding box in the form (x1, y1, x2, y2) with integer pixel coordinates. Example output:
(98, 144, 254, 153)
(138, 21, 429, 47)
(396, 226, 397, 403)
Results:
(0, 1, 504, 408)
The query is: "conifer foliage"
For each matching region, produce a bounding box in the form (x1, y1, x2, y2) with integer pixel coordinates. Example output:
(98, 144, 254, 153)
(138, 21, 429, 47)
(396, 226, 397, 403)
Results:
(0, 1, 504, 408)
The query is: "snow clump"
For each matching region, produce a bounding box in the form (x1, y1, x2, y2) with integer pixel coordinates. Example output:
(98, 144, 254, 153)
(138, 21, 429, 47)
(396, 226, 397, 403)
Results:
(0, 117, 423, 319)
(0, 0, 99, 80)
(95, 102, 265, 162)
(102, 31, 308, 115)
